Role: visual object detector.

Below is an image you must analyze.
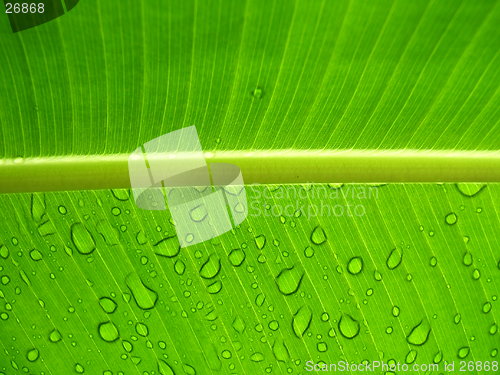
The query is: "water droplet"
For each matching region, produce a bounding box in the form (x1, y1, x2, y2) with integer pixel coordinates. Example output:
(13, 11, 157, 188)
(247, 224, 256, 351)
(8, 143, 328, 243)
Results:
(276, 266, 304, 295)
(1, 275, 10, 285)
(429, 256, 437, 267)
(292, 306, 312, 338)
(125, 273, 158, 310)
(433, 350, 443, 363)
(482, 301, 492, 313)
(207, 280, 222, 294)
(392, 306, 400, 317)
(70, 223, 96, 255)
(58, 205, 67, 215)
(174, 260, 186, 275)
(254, 235, 266, 249)
(456, 183, 486, 197)
(99, 297, 117, 314)
(251, 87, 264, 99)
(49, 329, 62, 343)
(232, 316, 246, 333)
(135, 322, 149, 336)
(386, 247, 403, 270)
(445, 213, 458, 225)
(75, 363, 85, 373)
(30, 194, 46, 222)
(489, 323, 498, 335)
(228, 248, 245, 266)
(26, 348, 39, 362)
(111, 189, 130, 201)
(111, 207, 121, 216)
(154, 236, 180, 258)
(158, 359, 175, 375)
(98, 321, 119, 342)
(347, 256, 364, 275)
(29, 249, 43, 261)
(374, 270, 382, 281)
(472, 268, 481, 280)
(190, 204, 208, 222)
(0, 245, 9, 259)
(250, 352, 264, 362)
(405, 349, 417, 364)
(317, 342, 328, 352)
(338, 314, 360, 339)
(183, 364, 196, 375)
(272, 339, 290, 362)
(199, 255, 221, 279)
(311, 226, 327, 245)
(457, 346, 470, 359)
(406, 320, 431, 346)
(463, 252, 473, 266)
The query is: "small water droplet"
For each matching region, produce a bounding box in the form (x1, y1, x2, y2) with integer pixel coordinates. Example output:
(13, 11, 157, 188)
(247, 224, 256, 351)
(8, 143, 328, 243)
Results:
(406, 320, 431, 346)
(272, 339, 290, 362)
(445, 212, 458, 225)
(292, 306, 312, 338)
(26, 348, 39, 362)
(29, 249, 43, 261)
(347, 256, 363, 275)
(386, 247, 403, 270)
(310, 226, 327, 245)
(49, 329, 62, 343)
(135, 322, 149, 337)
(457, 346, 470, 359)
(254, 234, 266, 249)
(338, 314, 360, 339)
(463, 252, 473, 266)
(251, 87, 264, 99)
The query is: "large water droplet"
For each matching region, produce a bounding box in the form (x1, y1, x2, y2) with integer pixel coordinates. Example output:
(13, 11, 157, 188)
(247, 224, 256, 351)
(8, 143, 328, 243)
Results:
(232, 316, 246, 333)
(199, 255, 221, 279)
(338, 314, 360, 339)
(386, 247, 403, 270)
(98, 321, 119, 342)
(457, 346, 470, 359)
(135, 322, 149, 336)
(154, 236, 180, 258)
(111, 189, 130, 201)
(29, 249, 43, 261)
(125, 273, 158, 310)
(96, 220, 120, 246)
(347, 256, 363, 275)
(158, 359, 175, 375)
(71, 223, 96, 255)
(276, 266, 304, 295)
(310, 226, 327, 245)
(228, 248, 245, 266)
(99, 297, 117, 314)
(406, 320, 431, 346)
(26, 348, 39, 362)
(456, 183, 486, 197)
(207, 280, 222, 294)
(190, 204, 208, 222)
(292, 306, 312, 338)
(272, 339, 290, 362)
